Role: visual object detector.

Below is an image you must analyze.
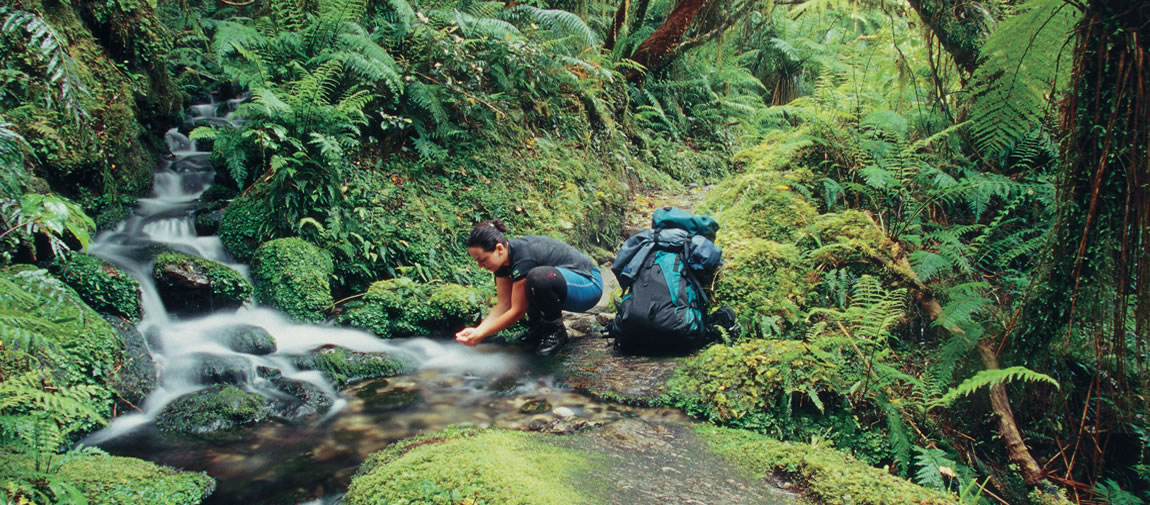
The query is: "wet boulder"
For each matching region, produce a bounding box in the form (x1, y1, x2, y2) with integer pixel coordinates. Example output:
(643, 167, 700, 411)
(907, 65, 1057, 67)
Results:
(214, 324, 277, 355)
(152, 251, 252, 315)
(293, 345, 411, 387)
(193, 207, 223, 236)
(155, 384, 272, 433)
(268, 377, 334, 420)
(251, 238, 333, 323)
(102, 314, 157, 409)
(176, 352, 252, 385)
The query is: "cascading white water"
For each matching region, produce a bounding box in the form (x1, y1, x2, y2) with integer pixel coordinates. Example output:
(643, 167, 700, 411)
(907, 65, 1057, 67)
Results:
(84, 99, 517, 444)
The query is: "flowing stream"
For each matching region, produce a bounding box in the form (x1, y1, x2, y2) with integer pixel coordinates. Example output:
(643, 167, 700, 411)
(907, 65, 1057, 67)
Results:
(83, 98, 688, 505)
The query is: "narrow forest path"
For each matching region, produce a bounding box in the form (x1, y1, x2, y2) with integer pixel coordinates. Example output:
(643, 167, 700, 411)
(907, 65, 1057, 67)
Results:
(556, 183, 713, 404)
(537, 185, 807, 505)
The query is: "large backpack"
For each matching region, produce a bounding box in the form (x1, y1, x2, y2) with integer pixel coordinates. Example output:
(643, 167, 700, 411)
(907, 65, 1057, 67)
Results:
(606, 207, 733, 352)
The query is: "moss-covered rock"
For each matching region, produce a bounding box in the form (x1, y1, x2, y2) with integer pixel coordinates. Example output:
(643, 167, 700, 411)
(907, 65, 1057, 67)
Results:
(154, 384, 272, 433)
(345, 427, 594, 505)
(251, 238, 333, 323)
(293, 346, 411, 387)
(0, 452, 215, 505)
(336, 278, 483, 338)
(218, 188, 276, 262)
(152, 251, 252, 314)
(668, 339, 841, 427)
(50, 252, 142, 322)
(698, 426, 960, 505)
(193, 207, 223, 236)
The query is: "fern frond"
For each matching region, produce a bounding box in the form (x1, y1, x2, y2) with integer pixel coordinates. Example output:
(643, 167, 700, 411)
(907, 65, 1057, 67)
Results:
(454, 10, 522, 41)
(334, 32, 403, 96)
(936, 366, 1058, 407)
(0, 8, 89, 122)
(504, 5, 599, 49)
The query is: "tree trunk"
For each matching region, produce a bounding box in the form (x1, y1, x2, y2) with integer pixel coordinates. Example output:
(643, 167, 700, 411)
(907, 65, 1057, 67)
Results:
(977, 343, 1046, 485)
(625, 0, 711, 82)
(605, 0, 630, 51)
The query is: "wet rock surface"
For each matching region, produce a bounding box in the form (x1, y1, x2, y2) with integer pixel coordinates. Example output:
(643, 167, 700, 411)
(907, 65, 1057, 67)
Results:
(214, 324, 277, 355)
(103, 314, 157, 410)
(551, 419, 797, 505)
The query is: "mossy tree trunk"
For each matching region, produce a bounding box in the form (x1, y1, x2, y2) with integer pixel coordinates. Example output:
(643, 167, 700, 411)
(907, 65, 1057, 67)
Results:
(1012, 0, 1150, 487)
(625, 0, 713, 82)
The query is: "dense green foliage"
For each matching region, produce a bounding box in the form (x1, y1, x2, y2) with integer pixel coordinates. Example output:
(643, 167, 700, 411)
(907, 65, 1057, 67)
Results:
(337, 277, 485, 338)
(0, 0, 1147, 501)
(251, 237, 334, 322)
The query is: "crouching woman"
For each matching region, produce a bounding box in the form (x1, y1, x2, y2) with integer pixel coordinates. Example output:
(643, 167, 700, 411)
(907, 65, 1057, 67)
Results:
(455, 220, 602, 356)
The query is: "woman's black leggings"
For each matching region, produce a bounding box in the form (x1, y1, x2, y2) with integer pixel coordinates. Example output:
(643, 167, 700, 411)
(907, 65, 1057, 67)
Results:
(524, 266, 567, 321)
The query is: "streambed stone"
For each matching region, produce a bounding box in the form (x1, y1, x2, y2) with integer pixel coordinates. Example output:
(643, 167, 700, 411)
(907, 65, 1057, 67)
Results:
(181, 352, 251, 385)
(155, 384, 272, 434)
(102, 314, 157, 410)
(269, 378, 334, 420)
(215, 324, 277, 355)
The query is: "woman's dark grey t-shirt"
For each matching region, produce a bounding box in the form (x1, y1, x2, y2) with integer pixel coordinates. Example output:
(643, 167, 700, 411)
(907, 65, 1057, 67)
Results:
(494, 235, 596, 282)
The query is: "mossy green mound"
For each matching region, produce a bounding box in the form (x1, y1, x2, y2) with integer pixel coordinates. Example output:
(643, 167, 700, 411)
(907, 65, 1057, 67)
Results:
(345, 427, 594, 505)
(669, 339, 839, 426)
(251, 238, 333, 323)
(217, 188, 276, 262)
(51, 252, 142, 321)
(699, 426, 959, 505)
(0, 451, 215, 505)
(337, 278, 483, 338)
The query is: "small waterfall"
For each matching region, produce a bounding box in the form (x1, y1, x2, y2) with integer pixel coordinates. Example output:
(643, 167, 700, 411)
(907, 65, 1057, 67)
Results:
(85, 99, 517, 444)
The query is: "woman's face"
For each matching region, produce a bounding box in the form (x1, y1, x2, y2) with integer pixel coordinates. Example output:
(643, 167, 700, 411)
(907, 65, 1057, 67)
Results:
(468, 243, 508, 273)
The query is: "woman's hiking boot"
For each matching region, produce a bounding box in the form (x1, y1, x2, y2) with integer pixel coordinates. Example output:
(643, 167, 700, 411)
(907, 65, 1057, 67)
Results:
(520, 318, 551, 346)
(534, 318, 568, 356)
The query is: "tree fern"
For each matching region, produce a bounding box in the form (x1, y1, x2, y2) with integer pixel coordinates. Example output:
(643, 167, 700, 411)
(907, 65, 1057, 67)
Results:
(0, 120, 31, 199)
(935, 366, 1058, 407)
(932, 281, 991, 334)
(965, 0, 1076, 160)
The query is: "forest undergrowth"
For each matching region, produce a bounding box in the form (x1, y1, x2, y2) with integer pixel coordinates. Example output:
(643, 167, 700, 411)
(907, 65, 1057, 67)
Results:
(0, 0, 1148, 504)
